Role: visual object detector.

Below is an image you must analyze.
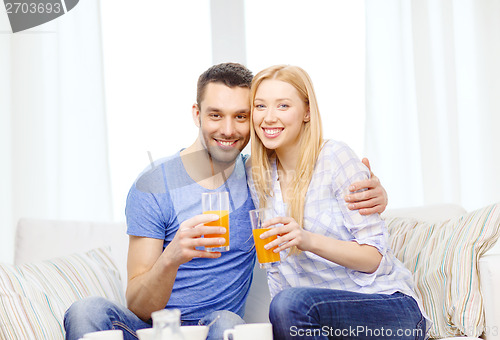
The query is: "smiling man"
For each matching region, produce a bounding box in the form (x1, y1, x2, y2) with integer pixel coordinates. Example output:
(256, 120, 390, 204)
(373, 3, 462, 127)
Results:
(64, 63, 388, 340)
(192, 82, 250, 163)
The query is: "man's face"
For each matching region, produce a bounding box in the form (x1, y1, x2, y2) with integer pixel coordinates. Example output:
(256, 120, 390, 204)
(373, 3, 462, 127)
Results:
(193, 82, 251, 164)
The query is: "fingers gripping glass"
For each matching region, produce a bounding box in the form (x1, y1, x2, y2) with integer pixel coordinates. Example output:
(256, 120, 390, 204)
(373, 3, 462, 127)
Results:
(249, 204, 287, 269)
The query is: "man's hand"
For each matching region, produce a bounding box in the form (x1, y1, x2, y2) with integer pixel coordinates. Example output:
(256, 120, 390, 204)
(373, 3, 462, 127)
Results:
(126, 214, 227, 321)
(163, 214, 227, 267)
(344, 158, 388, 215)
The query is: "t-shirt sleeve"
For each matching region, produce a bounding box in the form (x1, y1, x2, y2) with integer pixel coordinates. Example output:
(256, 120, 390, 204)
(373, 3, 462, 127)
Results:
(125, 178, 169, 240)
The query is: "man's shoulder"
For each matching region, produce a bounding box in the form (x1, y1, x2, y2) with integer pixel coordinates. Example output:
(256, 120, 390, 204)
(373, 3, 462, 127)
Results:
(133, 152, 181, 194)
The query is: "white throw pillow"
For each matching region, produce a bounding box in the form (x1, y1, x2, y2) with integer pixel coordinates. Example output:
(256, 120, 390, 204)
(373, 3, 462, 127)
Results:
(385, 203, 500, 338)
(0, 247, 125, 340)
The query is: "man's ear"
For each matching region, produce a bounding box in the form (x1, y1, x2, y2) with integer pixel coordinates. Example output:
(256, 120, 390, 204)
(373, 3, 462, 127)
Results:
(192, 103, 201, 127)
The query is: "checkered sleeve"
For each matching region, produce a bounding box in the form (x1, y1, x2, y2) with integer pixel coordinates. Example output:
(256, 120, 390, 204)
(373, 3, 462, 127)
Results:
(330, 142, 389, 286)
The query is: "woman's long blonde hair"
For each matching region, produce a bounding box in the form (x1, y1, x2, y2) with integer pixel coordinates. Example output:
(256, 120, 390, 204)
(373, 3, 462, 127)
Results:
(250, 65, 324, 253)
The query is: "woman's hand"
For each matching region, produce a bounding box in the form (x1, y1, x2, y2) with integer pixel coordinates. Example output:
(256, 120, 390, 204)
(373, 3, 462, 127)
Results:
(259, 215, 382, 272)
(259, 216, 313, 253)
(344, 158, 388, 215)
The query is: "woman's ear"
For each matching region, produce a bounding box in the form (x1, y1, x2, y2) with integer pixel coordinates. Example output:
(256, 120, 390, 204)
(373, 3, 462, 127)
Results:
(304, 109, 311, 122)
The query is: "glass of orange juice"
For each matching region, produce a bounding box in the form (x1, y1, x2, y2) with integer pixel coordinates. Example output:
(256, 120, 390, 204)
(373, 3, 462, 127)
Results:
(202, 191, 230, 252)
(249, 204, 287, 269)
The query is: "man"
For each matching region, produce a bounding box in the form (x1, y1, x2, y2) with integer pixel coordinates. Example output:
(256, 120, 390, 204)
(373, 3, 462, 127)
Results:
(64, 63, 387, 340)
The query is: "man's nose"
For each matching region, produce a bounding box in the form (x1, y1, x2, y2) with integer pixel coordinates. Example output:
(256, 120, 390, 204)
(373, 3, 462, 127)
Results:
(220, 117, 236, 137)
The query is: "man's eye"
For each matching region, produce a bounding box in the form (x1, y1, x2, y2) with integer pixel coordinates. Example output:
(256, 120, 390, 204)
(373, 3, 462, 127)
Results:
(210, 113, 221, 119)
(236, 115, 247, 120)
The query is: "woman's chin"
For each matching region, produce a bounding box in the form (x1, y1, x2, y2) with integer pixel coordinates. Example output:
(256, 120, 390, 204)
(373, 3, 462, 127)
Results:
(261, 141, 278, 150)
(257, 133, 280, 150)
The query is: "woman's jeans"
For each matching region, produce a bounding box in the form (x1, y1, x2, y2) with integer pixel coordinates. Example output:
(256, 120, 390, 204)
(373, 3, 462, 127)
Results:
(63, 296, 244, 340)
(269, 288, 426, 340)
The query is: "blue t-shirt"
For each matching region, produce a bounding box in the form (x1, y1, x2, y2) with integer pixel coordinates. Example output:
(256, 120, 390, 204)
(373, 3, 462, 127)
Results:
(125, 151, 256, 321)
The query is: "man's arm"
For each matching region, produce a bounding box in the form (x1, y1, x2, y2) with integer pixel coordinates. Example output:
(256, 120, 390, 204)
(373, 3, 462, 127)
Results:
(125, 214, 225, 321)
(344, 158, 388, 215)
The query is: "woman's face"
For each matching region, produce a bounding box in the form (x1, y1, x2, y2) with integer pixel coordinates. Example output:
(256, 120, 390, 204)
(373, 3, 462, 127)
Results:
(252, 79, 310, 153)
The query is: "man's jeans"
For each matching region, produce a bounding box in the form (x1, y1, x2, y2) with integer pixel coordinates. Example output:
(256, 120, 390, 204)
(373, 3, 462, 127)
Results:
(64, 297, 244, 340)
(269, 288, 426, 340)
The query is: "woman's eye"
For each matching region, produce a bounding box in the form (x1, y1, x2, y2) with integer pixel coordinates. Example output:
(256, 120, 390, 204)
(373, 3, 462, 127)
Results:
(279, 104, 289, 109)
(255, 104, 265, 109)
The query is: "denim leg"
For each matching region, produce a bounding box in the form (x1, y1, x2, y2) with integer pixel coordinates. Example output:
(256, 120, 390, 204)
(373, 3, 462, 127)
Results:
(269, 288, 426, 340)
(64, 296, 151, 340)
(199, 310, 245, 340)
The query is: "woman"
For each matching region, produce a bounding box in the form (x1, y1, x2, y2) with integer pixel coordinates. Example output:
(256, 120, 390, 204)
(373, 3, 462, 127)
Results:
(248, 65, 429, 339)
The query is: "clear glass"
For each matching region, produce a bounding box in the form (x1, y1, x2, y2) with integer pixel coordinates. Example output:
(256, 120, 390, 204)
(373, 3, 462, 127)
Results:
(202, 191, 230, 252)
(248, 204, 288, 269)
(151, 309, 185, 340)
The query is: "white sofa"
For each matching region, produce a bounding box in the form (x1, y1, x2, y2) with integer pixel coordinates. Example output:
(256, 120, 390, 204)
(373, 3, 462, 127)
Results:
(4, 204, 500, 339)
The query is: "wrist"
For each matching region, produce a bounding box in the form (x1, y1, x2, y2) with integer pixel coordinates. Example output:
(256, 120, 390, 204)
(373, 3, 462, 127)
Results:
(302, 230, 317, 253)
(159, 248, 182, 272)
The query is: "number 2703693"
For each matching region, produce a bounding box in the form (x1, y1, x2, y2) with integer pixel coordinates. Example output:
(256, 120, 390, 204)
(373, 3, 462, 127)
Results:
(5, 2, 62, 14)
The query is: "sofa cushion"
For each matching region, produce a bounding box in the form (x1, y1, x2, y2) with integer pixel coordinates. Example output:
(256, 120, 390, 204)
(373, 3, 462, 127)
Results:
(382, 203, 467, 222)
(385, 203, 500, 338)
(14, 218, 129, 291)
(0, 247, 125, 340)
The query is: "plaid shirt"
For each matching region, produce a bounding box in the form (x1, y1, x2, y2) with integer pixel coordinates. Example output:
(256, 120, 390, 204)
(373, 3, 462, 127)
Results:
(247, 140, 418, 300)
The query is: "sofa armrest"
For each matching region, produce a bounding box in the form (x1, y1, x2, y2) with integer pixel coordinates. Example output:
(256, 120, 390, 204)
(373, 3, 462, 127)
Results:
(479, 253, 500, 340)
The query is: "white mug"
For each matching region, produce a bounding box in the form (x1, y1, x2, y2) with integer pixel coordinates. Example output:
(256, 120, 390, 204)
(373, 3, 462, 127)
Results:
(83, 330, 124, 340)
(223, 323, 273, 340)
(137, 325, 209, 340)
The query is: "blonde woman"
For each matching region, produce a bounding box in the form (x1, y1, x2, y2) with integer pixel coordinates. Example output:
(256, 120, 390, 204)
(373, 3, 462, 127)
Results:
(248, 65, 429, 340)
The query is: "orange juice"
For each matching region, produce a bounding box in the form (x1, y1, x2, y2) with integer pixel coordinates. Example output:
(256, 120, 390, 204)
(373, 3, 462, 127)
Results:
(203, 210, 230, 248)
(252, 228, 280, 264)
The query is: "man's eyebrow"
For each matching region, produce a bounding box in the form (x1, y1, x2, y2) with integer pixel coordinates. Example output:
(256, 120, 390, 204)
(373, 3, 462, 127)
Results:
(205, 107, 249, 114)
(205, 106, 222, 112)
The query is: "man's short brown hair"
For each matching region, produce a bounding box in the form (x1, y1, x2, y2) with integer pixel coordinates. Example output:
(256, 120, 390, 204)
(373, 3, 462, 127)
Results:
(196, 63, 253, 108)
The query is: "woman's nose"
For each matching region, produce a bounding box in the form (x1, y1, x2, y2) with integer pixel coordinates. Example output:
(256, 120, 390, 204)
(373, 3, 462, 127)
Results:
(263, 107, 278, 123)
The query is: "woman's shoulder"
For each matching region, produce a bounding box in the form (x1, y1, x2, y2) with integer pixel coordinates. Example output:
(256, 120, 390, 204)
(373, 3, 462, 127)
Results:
(320, 139, 358, 162)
